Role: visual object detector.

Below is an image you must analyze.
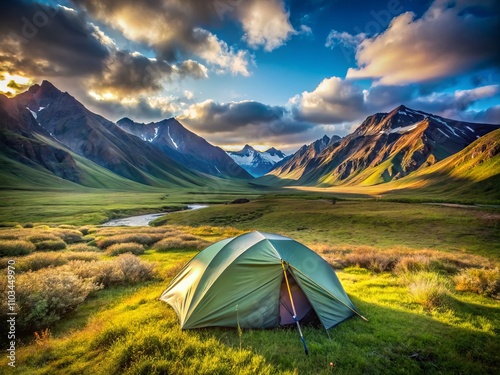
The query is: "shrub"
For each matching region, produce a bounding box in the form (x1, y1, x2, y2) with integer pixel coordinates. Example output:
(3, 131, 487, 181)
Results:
(106, 243, 145, 256)
(0, 222, 19, 228)
(0, 268, 101, 333)
(63, 260, 123, 287)
(394, 255, 434, 274)
(67, 243, 101, 252)
(64, 252, 100, 262)
(407, 272, 448, 309)
(0, 240, 35, 256)
(96, 234, 158, 249)
(153, 237, 209, 251)
(454, 268, 500, 297)
(35, 239, 67, 251)
(50, 229, 83, 244)
(116, 254, 155, 283)
(13, 253, 67, 272)
(28, 233, 60, 243)
(78, 225, 94, 235)
(342, 251, 397, 273)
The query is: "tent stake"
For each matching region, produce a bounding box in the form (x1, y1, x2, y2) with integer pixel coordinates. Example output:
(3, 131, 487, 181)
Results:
(282, 260, 309, 356)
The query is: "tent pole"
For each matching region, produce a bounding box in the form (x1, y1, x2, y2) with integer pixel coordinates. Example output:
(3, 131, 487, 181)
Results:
(282, 260, 309, 356)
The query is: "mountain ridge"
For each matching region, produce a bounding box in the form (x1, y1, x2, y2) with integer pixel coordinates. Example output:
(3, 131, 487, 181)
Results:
(227, 144, 287, 177)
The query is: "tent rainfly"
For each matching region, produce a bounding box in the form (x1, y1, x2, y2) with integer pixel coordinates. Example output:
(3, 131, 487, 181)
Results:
(160, 231, 366, 331)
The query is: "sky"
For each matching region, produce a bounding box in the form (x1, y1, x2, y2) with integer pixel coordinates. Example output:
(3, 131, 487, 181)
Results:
(0, 0, 499, 153)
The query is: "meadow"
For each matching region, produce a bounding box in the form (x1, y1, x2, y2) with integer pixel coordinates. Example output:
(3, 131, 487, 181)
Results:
(0, 194, 499, 374)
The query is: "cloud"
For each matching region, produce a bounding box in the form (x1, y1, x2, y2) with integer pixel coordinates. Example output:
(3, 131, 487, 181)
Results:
(346, 0, 500, 84)
(291, 77, 366, 123)
(291, 75, 500, 126)
(89, 51, 208, 98)
(0, 1, 109, 78)
(325, 30, 364, 50)
(192, 29, 251, 76)
(239, 0, 296, 51)
(72, 0, 253, 76)
(177, 99, 315, 147)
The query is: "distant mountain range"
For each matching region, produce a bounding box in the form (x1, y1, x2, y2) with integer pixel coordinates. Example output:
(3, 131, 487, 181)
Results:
(0, 81, 250, 189)
(116, 117, 251, 179)
(267, 105, 499, 188)
(1, 82, 498, 199)
(226, 145, 287, 177)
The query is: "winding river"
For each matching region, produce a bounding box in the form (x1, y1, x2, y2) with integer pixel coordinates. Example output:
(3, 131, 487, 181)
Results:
(101, 204, 208, 227)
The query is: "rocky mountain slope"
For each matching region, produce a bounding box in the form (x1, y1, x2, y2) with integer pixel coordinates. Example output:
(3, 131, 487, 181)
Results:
(117, 117, 251, 179)
(267, 105, 498, 186)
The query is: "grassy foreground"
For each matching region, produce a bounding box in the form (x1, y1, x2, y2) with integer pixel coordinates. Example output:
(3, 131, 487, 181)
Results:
(0, 196, 499, 374)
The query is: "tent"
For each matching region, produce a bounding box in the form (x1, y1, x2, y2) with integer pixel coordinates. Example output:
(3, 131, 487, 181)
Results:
(160, 231, 365, 331)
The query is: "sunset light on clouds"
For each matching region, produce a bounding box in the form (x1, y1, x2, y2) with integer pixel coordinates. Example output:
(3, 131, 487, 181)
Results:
(0, 0, 498, 152)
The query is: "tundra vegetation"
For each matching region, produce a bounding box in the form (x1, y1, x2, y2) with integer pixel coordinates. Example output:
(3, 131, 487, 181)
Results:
(0, 195, 499, 374)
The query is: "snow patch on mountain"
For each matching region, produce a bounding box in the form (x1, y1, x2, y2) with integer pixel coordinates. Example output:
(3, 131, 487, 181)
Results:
(227, 145, 286, 177)
(168, 127, 178, 149)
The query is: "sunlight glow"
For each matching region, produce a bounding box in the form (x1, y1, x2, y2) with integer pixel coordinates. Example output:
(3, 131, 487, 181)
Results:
(0, 72, 33, 97)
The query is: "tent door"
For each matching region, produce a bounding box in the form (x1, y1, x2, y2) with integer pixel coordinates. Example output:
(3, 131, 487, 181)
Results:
(279, 272, 313, 325)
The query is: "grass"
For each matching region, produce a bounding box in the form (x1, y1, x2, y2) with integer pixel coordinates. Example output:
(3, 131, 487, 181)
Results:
(0, 196, 499, 374)
(157, 196, 500, 260)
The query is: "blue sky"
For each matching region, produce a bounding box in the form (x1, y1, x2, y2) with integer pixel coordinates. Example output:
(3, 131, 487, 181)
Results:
(0, 0, 499, 153)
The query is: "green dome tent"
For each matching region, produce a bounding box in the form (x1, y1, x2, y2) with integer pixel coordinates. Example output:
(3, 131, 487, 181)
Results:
(160, 231, 365, 331)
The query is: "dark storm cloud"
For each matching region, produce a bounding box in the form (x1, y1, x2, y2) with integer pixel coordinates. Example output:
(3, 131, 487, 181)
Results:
(0, 0, 109, 77)
(91, 52, 207, 96)
(179, 100, 314, 142)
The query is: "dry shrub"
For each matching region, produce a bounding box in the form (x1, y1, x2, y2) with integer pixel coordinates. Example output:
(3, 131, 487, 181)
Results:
(0, 252, 100, 273)
(116, 254, 155, 283)
(153, 237, 210, 251)
(394, 255, 435, 274)
(64, 260, 123, 286)
(312, 243, 496, 274)
(35, 239, 67, 251)
(96, 234, 158, 249)
(28, 233, 60, 243)
(342, 251, 397, 273)
(106, 242, 145, 256)
(406, 272, 448, 309)
(0, 268, 101, 333)
(0, 240, 36, 256)
(454, 268, 500, 297)
(12, 253, 67, 272)
(64, 252, 100, 262)
(78, 226, 94, 235)
(62, 255, 155, 286)
(67, 243, 101, 252)
(49, 229, 83, 244)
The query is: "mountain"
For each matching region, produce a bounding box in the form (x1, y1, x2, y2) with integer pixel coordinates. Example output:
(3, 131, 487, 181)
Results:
(116, 117, 251, 179)
(268, 135, 340, 180)
(0, 81, 208, 189)
(267, 105, 498, 186)
(391, 127, 500, 201)
(227, 144, 287, 177)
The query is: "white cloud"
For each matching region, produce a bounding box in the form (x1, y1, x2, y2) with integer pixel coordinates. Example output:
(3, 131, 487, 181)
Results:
(346, 0, 500, 84)
(325, 30, 364, 49)
(240, 0, 295, 51)
(194, 29, 251, 76)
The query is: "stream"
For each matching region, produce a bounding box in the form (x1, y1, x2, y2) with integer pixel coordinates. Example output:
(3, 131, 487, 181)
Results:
(101, 204, 208, 227)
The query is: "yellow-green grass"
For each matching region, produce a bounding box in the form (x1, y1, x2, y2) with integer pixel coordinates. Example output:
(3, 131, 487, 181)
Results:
(1, 198, 499, 374)
(0, 186, 262, 225)
(1, 248, 499, 374)
(153, 197, 500, 260)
